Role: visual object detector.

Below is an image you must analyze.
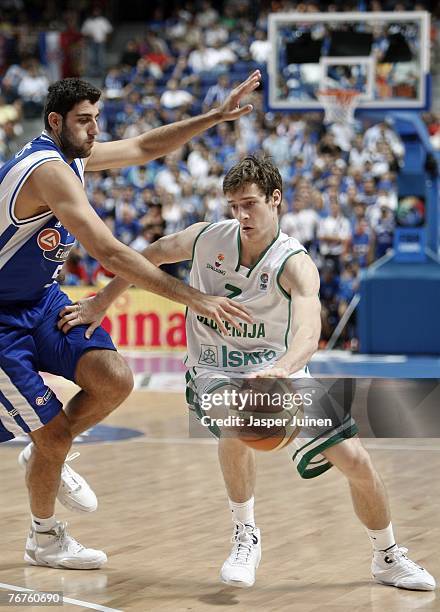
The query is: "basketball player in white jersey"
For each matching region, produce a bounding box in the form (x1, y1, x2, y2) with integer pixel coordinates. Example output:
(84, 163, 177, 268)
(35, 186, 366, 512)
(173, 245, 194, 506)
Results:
(61, 157, 435, 590)
(0, 74, 259, 569)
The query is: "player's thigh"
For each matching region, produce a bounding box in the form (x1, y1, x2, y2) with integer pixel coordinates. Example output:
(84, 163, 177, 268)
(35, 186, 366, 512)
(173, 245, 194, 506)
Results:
(0, 327, 63, 442)
(32, 288, 132, 396)
(186, 368, 240, 439)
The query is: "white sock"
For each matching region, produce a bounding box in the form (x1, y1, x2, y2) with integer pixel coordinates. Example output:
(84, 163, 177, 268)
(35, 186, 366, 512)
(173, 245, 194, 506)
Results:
(32, 514, 57, 533)
(229, 496, 255, 527)
(365, 522, 396, 552)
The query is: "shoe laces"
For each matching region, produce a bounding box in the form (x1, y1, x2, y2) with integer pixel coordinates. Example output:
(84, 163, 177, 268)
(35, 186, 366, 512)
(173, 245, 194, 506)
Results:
(383, 547, 425, 572)
(60, 452, 81, 492)
(54, 522, 85, 554)
(230, 521, 256, 565)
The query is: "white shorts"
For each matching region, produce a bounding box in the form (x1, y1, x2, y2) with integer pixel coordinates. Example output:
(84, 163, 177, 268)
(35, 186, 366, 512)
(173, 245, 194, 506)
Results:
(185, 366, 358, 479)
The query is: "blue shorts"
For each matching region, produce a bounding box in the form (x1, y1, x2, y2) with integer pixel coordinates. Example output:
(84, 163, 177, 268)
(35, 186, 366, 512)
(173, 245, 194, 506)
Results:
(0, 283, 116, 442)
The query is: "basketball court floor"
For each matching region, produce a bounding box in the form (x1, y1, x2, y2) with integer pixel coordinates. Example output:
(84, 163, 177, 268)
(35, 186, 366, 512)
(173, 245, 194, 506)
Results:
(0, 351, 439, 611)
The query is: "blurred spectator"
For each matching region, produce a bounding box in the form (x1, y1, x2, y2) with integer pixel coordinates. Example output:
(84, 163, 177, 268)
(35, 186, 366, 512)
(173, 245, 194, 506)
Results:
(363, 119, 404, 160)
(250, 29, 270, 64)
(120, 40, 141, 68)
(63, 247, 89, 286)
(81, 7, 113, 77)
(370, 203, 396, 260)
(61, 10, 84, 78)
(317, 200, 351, 273)
(114, 204, 142, 245)
(1, 55, 32, 103)
(281, 197, 319, 252)
(203, 74, 230, 111)
(17, 58, 49, 119)
(160, 79, 194, 110)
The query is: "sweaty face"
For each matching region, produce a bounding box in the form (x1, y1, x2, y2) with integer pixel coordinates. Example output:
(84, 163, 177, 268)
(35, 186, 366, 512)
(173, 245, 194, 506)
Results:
(58, 100, 99, 159)
(226, 183, 280, 242)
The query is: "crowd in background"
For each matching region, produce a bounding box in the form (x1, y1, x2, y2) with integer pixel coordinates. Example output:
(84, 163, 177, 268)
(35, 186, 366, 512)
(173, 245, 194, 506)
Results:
(0, 0, 439, 348)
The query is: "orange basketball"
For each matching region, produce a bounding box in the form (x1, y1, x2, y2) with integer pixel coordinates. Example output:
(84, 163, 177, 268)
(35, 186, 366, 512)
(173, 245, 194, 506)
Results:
(228, 379, 303, 451)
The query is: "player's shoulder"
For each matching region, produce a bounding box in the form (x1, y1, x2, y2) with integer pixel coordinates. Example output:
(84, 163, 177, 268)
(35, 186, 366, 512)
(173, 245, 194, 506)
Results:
(279, 249, 319, 294)
(278, 229, 307, 255)
(196, 219, 238, 239)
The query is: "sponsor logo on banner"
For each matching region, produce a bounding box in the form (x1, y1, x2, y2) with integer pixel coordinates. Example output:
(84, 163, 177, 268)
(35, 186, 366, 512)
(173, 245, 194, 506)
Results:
(61, 287, 187, 350)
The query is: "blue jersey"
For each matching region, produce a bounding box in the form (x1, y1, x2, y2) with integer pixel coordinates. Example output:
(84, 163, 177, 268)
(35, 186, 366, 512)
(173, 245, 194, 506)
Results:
(0, 132, 84, 303)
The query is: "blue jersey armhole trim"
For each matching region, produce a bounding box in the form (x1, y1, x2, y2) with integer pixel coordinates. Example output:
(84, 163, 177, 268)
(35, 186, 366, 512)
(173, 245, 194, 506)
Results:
(8, 156, 60, 226)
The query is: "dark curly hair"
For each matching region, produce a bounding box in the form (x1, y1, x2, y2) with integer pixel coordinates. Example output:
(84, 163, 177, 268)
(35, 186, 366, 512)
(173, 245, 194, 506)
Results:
(222, 156, 283, 201)
(44, 78, 101, 130)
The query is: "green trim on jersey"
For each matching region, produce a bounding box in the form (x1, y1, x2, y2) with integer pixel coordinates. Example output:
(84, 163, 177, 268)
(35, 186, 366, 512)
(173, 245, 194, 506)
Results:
(284, 298, 292, 350)
(234, 225, 241, 272)
(191, 223, 212, 262)
(234, 224, 281, 278)
(276, 249, 307, 299)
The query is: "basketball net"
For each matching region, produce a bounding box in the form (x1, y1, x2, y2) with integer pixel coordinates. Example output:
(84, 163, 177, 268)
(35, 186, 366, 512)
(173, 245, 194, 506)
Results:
(317, 89, 361, 126)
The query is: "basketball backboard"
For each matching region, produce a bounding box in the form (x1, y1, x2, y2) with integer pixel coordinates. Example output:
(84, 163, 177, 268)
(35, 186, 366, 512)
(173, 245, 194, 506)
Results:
(267, 11, 430, 112)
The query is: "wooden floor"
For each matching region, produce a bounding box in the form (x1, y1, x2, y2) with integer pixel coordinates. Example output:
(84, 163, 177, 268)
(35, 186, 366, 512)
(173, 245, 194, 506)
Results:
(0, 381, 439, 612)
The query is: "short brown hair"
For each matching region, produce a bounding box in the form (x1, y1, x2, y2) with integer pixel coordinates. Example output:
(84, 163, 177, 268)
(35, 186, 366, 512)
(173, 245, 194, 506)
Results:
(223, 156, 283, 201)
(44, 78, 101, 130)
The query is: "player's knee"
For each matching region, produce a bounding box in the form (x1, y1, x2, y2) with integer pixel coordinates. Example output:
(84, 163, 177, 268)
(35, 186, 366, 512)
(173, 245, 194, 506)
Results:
(110, 363, 134, 403)
(78, 352, 134, 406)
(343, 448, 374, 481)
(33, 417, 72, 463)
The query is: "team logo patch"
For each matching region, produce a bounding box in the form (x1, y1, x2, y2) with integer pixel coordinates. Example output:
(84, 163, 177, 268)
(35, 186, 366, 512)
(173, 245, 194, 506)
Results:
(215, 253, 225, 268)
(35, 389, 53, 406)
(259, 272, 269, 291)
(37, 228, 61, 251)
(198, 344, 219, 367)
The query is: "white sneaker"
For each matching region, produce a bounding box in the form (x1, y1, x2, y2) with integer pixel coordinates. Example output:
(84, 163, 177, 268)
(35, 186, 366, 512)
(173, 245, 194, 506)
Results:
(220, 522, 261, 588)
(18, 443, 98, 513)
(24, 521, 107, 569)
(372, 546, 436, 591)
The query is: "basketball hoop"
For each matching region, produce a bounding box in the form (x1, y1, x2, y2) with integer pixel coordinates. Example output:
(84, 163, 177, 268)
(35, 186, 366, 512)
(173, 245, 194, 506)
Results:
(317, 89, 362, 126)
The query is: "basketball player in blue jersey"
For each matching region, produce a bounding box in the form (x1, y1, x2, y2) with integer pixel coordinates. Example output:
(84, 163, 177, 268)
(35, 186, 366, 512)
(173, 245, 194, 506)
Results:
(0, 74, 259, 569)
(62, 157, 435, 590)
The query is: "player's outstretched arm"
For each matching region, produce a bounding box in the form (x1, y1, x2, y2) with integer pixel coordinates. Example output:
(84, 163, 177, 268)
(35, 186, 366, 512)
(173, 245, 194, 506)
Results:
(30, 164, 251, 334)
(85, 70, 261, 171)
(253, 252, 321, 378)
(58, 223, 210, 337)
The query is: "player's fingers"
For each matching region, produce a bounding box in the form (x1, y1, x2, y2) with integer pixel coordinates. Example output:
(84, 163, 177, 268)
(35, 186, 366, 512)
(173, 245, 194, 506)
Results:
(226, 105, 254, 120)
(223, 300, 253, 323)
(219, 310, 244, 333)
(213, 311, 228, 335)
(85, 322, 99, 339)
(57, 311, 80, 330)
(235, 70, 261, 93)
(61, 319, 79, 334)
(59, 304, 77, 317)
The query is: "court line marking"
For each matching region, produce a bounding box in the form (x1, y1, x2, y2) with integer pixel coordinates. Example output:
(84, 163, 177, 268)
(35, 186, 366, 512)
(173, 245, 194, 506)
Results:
(0, 582, 122, 612)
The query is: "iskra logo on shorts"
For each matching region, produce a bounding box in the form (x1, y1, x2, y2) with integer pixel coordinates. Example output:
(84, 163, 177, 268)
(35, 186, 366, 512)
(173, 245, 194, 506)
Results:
(35, 388, 53, 406)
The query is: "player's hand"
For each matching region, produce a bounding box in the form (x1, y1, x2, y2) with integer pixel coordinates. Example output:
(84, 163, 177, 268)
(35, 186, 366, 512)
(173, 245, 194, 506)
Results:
(57, 296, 108, 338)
(190, 295, 253, 336)
(217, 70, 261, 121)
(249, 366, 290, 379)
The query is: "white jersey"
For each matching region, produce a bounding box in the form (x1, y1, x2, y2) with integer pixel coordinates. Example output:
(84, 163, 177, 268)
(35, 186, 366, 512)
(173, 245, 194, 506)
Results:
(185, 220, 307, 373)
